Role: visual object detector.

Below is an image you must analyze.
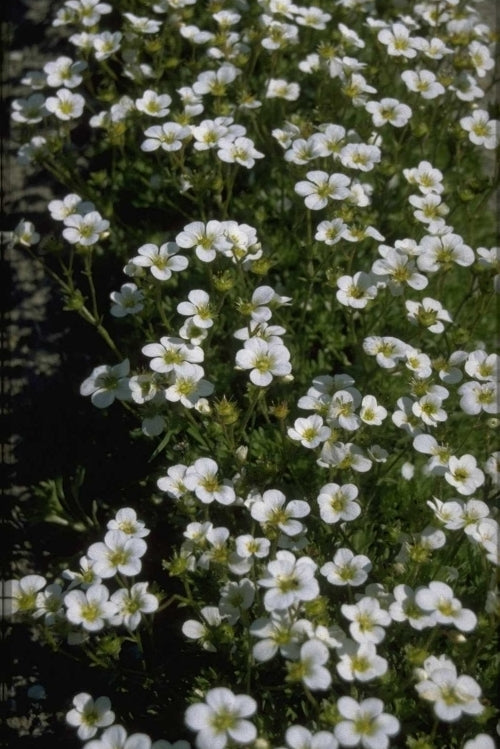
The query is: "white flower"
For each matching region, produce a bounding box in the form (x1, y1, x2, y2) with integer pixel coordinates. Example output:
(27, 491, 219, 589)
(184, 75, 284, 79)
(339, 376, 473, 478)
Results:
(416, 233, 474, 271)
(110, 283, 144, 317)
(321, 549, 371, 588)
(64, 584, 117, 631)
(157, 464, 188, 499)
(62, 556, 101, 591)
(123, 12, 161, 33)
(359, 395, 387, 425)
(340, 73, 377, 106)
(177, 85, 204, 117)
(288, 415, 331, 448)
(319, 442, 372, 472)
(371, 247, 427, 295)
(44, 56, 87, 88)
(460, 109, 499, 150)
(334, 697, 400, 749)
(217, 136, 264, 168)
(412, 394, 447, 427)
(109, 582, 159, 630)
(92, 31, 122, 60)
(458, 380, 498, 415)
(418, 37, 452, 60)
(336, 272, 377, 309)
(80, 359, 131, 408)
(250, 612, 310, 662)
(87, 530, 147, 578)
(315, 219, 348, 245)
(261, 18, 298, 50)
(404, 348, 432, 379)
(405, 297, 452, 334)
(468, 40, 495, 78)
(341, 596, 391, 644)
(389, 584, 437, 630)
(310, 124, 346, 158)
(62, 211, 109, 246)
(236, 338, 292, 386)
(229, 534, 271, 575)
(177, 289, 214, 328)
(234, 320, 286, 345)
(141, 122, 191, 152)
(280, 725, 338, 749)
(34, 583, 65, 624)
(185, 687, 257, 749)
(295, 171, 350, 210)
(339, 143, 381, 172)
(464, 351, 498, 381)
(413, 435, 452, 475)
(287, 640, 332, 691)
(266, 79, 300, 100)
(11, 93, 47, 124)
(403, 160, 444, 194)
(10, 219, 40, 247)
(464, 735, 496, 749)
(401, 70, 445, 99)
(66, 0, 112, 27)
(363, 336, 408, 368)
(48, 193, 94, 221)
(296, 6, 331, 28)
(284, 137, 322, 164)
(317, 483, 361, 524)
(107, 508, 150, 538)
(337, 640, 388, 682)
(415, 581, 477, 632)
(142, 337, 203, 375)
(83, 725, 171, 749)
(415, 659, 484, 722)
(450, 72, 483, 102)
(17, 135, 48, 165)
(238, 284, 291, 323)
(377, 23, 418, 58)
(131, 242, 188, 280)
(135, 90, 172, 117)
(250, 489, 310, 537)
(128, 373, 160, 404)
(365, 98, 412, 128)
(185, 458, 236, 505)
(193, 64, 240, 95)
(258, 550, 319, 611)
(176, 220, 230, 262)
(45, 88, 85, 120)
(219, 578, 255, 624)
(6, 575, 46, 615)
(165, 364, 214, 408)
(409, 194, 449, 227)
(182, 606, 223, 652)
(327, 388, 361, 430)
(66, 693, 114, 740)
(191, 119, 234, 151)
(459, 499, 492, 535)
(445, 454, 485, 495)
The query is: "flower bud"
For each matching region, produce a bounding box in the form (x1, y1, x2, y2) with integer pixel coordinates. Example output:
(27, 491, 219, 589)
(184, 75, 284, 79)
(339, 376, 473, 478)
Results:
(250, 258, 273, 275)
(269, 401, 289, 420)
(235, 445, 248, 463)
(213, 271, 235, 292)
(215, 396, 239, 425)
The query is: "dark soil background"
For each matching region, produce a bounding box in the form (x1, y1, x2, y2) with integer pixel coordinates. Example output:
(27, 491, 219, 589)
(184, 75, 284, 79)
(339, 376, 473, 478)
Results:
(2, 1, 498, 747)
(2, 3, 168, 746)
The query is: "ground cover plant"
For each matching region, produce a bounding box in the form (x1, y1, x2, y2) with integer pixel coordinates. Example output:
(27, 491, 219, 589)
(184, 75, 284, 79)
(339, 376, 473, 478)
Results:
(5, 0, 500, 747)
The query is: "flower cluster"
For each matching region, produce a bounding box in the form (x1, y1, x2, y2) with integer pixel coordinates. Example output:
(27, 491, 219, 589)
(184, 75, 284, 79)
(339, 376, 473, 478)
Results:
(8, 0, 499, 745)
(7, 508, 158, 634)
